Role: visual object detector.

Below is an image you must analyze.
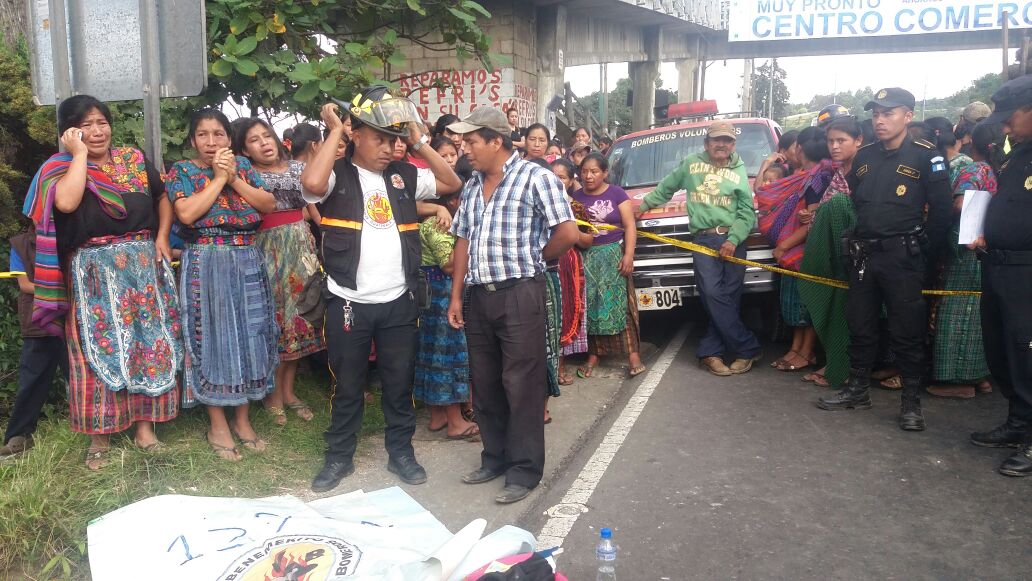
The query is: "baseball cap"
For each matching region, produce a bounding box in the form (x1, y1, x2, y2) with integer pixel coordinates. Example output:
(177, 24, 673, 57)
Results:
(960, 101, 992, 124)
(986, 75, 1032, 124)
(446, 107, 511, 136)
(864, 87, 916, 111)
(707, 121, 736, 139)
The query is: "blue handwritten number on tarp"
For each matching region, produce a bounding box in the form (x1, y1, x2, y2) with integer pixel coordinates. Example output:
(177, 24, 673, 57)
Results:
(167, 535, 203, 565)
(254, 512, 292, 532)
(209, 527, 248, 552)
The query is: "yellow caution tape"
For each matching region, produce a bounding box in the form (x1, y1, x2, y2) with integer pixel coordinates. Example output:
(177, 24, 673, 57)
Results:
(0, 271, 26, 279)
(577, 220, 980, 297)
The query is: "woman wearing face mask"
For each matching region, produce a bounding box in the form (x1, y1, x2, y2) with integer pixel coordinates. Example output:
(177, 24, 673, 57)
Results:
(23, 95, 182, 470)
(572, 153, 645, 379)
(233, 118, 326, 426)
(798, 116, 863, 388)
(166, 109, 278, 462)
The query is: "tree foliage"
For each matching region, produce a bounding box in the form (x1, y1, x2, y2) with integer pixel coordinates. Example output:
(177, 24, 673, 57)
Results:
(751, 59, 790, 122)
(205, 0, 497, 118)
(580, 77, 677, 138)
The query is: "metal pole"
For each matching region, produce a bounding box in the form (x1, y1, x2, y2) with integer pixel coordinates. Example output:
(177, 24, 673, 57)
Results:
(700, 61, 707, 100)
(767, 58, 775, 118)
(602, 63, 608, 132)
(140, 0, 163, 169)
(48, 0, 73, 150)
(1003, 11, 1011, 79)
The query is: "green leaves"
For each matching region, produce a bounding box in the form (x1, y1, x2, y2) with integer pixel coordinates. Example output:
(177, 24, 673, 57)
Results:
(204, 0, 495, 118)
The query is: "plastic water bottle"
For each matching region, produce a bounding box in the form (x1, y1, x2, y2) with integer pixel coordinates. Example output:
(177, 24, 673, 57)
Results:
(596, 527, 617, 580)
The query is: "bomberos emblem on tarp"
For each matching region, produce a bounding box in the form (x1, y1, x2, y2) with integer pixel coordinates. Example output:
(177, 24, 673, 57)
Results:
(218, 535, 361, 580)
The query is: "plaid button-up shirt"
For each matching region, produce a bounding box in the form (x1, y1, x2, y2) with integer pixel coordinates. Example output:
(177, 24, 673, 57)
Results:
(452, 152, 574, 285)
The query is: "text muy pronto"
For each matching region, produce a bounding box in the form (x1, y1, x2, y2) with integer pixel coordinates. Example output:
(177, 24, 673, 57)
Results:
(748, 0, 1032, 39)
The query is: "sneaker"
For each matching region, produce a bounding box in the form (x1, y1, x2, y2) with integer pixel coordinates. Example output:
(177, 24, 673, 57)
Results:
(0, 435, 34, 460)
(700, 356, 732, 377)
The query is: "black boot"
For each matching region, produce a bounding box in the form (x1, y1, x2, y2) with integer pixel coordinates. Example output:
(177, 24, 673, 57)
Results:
(898, 378, 926, 431)
(998, 444, 1032, 477)
(971, 417, 1030, 448)
(817, 368, 872, 411)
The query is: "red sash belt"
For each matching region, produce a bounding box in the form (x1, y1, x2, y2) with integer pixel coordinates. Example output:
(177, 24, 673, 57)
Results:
(259, 209, 304, 231)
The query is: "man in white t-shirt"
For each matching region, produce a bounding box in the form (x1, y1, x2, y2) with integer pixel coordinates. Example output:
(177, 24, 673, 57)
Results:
(301, 88, 462, 492)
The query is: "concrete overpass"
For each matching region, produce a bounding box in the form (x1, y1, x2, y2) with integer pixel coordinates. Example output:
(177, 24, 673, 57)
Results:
(394, 0, 1018, 133)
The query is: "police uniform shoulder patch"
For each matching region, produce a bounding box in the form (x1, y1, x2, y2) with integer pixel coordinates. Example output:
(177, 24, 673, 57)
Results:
(1025, 176, 1032, 190)
(913, 139, 935, 149)
(896, 184, 907, 196)
(390, 173, 405, 190)
(855, 164, 869, 178)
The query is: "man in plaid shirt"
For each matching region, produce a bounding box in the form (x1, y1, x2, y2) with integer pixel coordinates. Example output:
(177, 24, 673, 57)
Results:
(447, 107, 578, 504)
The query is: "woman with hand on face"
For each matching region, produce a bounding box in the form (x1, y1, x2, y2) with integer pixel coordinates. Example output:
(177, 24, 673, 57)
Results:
(165, 109, 278, 462)
(234, 118, 326, 426)
(571, 153, 645, 379)
(22, 95, 182, 470)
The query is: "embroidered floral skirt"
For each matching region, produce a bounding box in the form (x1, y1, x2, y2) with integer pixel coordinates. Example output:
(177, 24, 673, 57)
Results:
(255, 220, 326, 360)
(180, 242, 278, 407)
(67, 235, 182, 434)
(414, 267, 470, 406)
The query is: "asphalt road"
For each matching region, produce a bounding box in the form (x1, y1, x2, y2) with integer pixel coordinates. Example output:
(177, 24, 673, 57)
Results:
(525, 304, 1032, 580)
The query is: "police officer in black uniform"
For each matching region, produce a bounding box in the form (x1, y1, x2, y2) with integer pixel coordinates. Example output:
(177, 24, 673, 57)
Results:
(817, 87, 952, 431)
(969, 75, 1032, 476)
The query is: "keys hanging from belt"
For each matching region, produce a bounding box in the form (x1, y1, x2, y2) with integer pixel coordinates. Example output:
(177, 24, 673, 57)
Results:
(846, 239, 868, 281)
(343, 300, 354, 333)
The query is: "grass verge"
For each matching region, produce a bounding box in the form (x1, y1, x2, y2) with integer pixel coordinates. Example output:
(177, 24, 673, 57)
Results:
(0, 373, 386, 579)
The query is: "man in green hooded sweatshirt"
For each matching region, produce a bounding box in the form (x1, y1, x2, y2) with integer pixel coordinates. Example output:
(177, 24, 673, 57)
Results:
(636, 121, 762, 376)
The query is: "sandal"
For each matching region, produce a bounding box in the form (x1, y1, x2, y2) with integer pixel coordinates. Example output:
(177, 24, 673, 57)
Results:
(447, 424, 481, 440)
(576, 365, 595, 379)
(461, 406, 476, 423)
(544, 412, 553, 425)
(813, 375, 830, 388)
(628, 364, 647, 378)
(230, 429, 267, 453)
(136, 440, 165, 452)
(205, 434, 241, 461)
(558, 373, 575, 386)
(770, 351, 797, 368)
(879, 375, 903, 390)
(266, 405, 287, 426)
(285, 400, 314, 422)
(85, 448, 110, 471)
(776, 353, 815, 372)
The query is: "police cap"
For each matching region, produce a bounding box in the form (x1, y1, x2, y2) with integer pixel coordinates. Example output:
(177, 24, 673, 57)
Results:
(985, 74, 1032, 124)
(864, 87, 916, 112)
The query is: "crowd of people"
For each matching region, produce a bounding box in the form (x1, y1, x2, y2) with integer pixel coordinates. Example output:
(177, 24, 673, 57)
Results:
(1, 87, 642, 504)
(2, 74, 1031, 494)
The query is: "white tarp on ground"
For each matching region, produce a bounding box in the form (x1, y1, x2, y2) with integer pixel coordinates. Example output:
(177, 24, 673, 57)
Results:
(87, 487, 536, 580)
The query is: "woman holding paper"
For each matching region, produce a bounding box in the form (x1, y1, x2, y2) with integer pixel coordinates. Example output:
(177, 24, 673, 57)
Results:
(928, 120, 1003, 399)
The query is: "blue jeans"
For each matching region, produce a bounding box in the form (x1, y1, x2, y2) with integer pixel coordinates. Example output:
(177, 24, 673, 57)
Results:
(693, 232, 761, 360)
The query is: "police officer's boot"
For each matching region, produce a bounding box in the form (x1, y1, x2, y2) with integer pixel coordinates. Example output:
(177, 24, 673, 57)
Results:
(899, 377, 926, 432)
(816, 368, 872, 411)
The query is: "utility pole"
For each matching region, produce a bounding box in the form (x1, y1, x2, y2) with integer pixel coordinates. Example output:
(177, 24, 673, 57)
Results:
(767, 58, 776, 119)
(600, 63, 609, 132)
(1003, 11, 1011, 79)
(741, 58, 754, 114)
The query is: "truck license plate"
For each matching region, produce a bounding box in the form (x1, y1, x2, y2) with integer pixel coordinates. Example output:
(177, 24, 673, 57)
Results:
(637, 287, 681, 311)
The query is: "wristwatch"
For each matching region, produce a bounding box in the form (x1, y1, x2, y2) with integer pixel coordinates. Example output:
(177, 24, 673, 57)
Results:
(411, 133, 430, 152)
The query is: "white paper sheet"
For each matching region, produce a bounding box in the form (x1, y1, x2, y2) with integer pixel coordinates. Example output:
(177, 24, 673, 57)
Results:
(958, 189, 992, 245)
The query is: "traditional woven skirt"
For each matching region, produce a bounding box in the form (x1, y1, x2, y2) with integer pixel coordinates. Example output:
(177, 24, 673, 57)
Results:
(583, 242, 627, 336)
(255, 220, 326, 360)
(779, 275, 812, 327)
(545, 270, 562, 397)
(180, 240, 278, 407)
(933, 236, 988, 383)
(414, 266, 470, 405)
(559, 248, 588, 356)
(66, 233, 181, 434)
(588, 276, 641, 357)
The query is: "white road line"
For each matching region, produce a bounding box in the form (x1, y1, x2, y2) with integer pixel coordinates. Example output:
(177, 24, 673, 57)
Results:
(535, 323, 692, 550)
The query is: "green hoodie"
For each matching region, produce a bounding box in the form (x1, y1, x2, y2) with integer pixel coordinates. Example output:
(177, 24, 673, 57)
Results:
(638, 151, 756, 246)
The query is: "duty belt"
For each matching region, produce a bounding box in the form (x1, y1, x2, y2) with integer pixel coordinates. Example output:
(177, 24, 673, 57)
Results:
(978, 249, 1032, 265)
(475, 272, 545, 292)
(695, 225, 730, 236)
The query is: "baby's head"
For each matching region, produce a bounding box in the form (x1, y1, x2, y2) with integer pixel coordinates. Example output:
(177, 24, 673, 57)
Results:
(761, 164, 788, 187)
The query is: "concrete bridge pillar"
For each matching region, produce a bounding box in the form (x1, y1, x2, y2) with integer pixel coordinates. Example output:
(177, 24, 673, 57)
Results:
(536, 4, 567, 129)
(629, 26, 663, 131)
(676, 57, 699, 103)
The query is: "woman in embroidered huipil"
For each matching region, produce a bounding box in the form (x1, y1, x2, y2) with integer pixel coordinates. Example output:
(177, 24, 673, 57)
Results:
(234, 118, 326, 425)
(165, 109, 278, 462)
(22, 95, 182, 470)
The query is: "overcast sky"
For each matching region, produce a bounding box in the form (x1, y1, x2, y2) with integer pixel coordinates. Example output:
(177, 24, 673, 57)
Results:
(565, 49, 1001, 114)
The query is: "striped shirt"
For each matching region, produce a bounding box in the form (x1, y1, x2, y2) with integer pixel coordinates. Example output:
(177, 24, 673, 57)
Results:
(452, 152, 574, 285)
